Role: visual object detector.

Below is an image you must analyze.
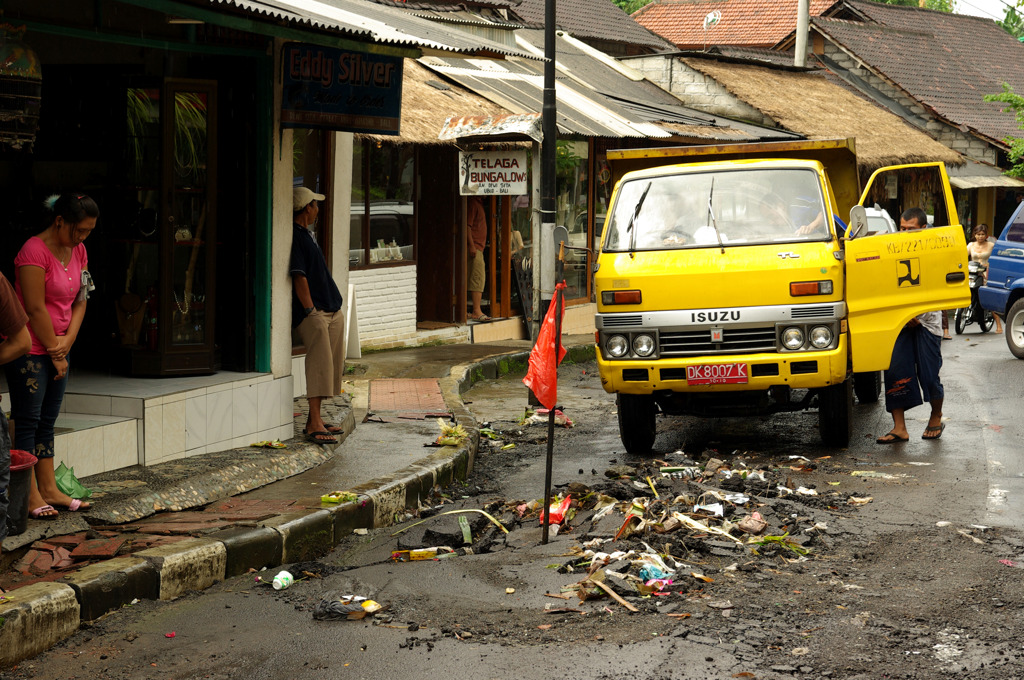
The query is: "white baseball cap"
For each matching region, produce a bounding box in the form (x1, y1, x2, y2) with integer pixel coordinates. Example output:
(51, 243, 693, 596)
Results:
(293, 187, 326, 211)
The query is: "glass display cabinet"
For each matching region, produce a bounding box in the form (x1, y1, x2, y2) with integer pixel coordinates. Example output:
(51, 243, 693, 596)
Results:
(118, 79, 218, 376)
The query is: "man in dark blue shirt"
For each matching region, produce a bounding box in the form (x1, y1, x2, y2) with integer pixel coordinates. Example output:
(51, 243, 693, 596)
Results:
(291, 187, 345, 445)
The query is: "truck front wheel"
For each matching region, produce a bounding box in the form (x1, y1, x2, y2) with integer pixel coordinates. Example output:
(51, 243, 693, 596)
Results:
(853, 371, 881, 404)
(1006, 299, 1024, 359)
(818, 380, 853, 447)
(617, 394, 656, 455)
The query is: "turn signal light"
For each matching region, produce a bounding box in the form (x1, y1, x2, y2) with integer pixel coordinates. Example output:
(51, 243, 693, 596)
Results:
(790, 280, 833, 296)
(601, 290, 642, 305)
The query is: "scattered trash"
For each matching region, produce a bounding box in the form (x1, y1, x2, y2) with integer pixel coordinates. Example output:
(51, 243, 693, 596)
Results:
(272, 570, 294, 590)
(55, 462, 91, 500)
(435, 418, 468, 446)
(320, 491, 358, 504)
(250, 440, 287, 449)
(848, 496, 873, 505)
(506, 587, 516, 594)
(391, 547, 456, 561)
(313, 595, 382, 621)
(524, 408, 574, 428)
(541, 495, 573, 526)
(998, 559, 1024, 568)
(164, 632, 176, 638)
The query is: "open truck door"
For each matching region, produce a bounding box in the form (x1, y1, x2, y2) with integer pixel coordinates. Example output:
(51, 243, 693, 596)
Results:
(845, 163, 970, 372)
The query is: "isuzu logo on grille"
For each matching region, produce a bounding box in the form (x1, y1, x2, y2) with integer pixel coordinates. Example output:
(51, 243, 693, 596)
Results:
(710, 327, 723, 342)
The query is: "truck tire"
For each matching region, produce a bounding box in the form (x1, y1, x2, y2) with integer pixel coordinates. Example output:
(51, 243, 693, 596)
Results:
(818, 379, 853, 447)
(853, 371, 881, 404)
(617, 394, 656, 455)
(1006, 299, 1024, 359)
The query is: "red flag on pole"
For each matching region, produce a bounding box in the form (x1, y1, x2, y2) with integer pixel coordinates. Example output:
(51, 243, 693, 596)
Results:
(523, 282, 567, 409)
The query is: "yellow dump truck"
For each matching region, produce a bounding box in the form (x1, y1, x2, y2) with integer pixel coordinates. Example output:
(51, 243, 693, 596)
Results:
(594, 138, 969, 452)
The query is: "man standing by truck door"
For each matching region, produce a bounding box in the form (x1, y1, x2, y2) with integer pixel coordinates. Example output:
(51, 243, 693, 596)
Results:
(877, 207, 946, 443)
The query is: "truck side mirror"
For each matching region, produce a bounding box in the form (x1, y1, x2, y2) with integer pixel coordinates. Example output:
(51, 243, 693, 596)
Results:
(553, 225, 569, 251)
(847, 205, 868, 239)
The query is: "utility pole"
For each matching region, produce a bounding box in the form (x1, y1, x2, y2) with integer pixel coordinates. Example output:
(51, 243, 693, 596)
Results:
(540, 0, 557, 318)
(795, 0, 809, 67)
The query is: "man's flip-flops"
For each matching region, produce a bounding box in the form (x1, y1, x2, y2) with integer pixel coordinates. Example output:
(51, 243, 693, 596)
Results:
(876, 432, 909, 444)
(922, 423, 945, 440)
(306, 430, 338, 445)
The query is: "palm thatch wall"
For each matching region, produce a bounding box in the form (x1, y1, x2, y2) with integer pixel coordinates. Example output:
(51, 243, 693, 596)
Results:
(683, 58, 963, 172)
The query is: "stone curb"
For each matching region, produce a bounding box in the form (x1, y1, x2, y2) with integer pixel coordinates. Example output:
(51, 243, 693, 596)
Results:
(0, 343, 596, 668)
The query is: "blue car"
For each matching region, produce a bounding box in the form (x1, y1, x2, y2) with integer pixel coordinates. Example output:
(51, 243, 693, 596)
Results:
(979, 202, 1024, 358)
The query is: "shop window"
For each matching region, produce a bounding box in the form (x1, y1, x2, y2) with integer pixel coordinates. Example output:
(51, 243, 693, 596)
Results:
(292, 128, 331, 353)
(293, 128, 332, 259)
(556, 140, 590, 301)
(350, 141, 416, 267)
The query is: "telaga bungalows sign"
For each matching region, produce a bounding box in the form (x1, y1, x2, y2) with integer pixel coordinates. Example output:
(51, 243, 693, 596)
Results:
(281, 43, 403, 135)
(458, 150, 528, 195)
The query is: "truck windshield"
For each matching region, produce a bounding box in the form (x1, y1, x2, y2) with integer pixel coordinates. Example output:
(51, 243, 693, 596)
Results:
(603, 168, 829, 251)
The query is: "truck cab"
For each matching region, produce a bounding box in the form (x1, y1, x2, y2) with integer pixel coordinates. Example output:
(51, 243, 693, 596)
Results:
(979, 201, 1024, 358)
(595, 139, 968, 452)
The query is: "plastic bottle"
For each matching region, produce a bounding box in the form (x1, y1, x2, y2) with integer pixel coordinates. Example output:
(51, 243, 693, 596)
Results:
(272, 570, 294, 590)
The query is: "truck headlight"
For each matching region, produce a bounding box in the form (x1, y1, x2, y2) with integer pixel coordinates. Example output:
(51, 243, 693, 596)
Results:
(781, 327, 805, 350)
(633, 334, 656, 357)
(606, 334, 629, 357)
(809, 325, 833, 349)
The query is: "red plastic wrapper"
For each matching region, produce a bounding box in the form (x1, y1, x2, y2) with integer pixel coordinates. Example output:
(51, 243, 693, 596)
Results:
(540, 495, 572, 525)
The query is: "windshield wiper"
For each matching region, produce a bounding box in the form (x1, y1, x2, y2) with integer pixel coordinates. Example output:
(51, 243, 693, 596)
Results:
(626, 181, 652, 258)
(707, 177, 725, 254)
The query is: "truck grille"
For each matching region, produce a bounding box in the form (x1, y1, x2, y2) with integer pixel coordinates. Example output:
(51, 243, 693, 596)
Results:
(660, 326, 777, 356)
(602, 315, 643, 328)
(790, 305, 836, 319)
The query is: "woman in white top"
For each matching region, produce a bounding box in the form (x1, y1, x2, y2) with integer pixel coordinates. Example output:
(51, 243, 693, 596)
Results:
(967, 224, 1002, 333)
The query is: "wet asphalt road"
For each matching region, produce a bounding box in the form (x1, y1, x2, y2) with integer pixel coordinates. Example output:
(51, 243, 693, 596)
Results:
(9, 328, 1023, 680)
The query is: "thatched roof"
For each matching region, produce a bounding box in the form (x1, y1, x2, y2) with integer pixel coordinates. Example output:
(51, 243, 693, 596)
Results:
(357, 59, 508, 145)
(683, 57, 963, 171)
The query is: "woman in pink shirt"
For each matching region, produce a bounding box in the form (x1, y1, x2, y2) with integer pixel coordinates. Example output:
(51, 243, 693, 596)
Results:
(6, 193, 98, 518)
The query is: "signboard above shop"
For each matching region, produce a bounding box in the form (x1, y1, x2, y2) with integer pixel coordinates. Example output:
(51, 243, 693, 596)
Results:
(458, 149, 528, 196)
(281, 42, 403, 135)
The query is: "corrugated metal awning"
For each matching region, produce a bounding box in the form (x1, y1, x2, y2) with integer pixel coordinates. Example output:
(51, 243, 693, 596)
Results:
(202, 0, 540, 58)
(439, 113, 543, 142)
(421, 57, 672, 139)
(947, 158, 1024, 190)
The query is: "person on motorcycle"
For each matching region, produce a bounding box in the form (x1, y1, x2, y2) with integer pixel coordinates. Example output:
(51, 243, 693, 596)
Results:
(967, 224, 1002, 333)
(876, 207, 946, 443)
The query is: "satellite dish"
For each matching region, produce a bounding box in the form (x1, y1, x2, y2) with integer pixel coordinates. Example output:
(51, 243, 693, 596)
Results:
(703, 10, 722, 30)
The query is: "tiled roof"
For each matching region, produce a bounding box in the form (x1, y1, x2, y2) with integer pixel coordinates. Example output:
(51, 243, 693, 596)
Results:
(813, 0, 1024, 144)
(512, 0, 674, 52)
(633, 0, 835, 49)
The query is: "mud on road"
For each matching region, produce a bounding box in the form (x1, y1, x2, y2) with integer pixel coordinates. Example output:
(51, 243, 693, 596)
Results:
(384, 362, 1024, 679)
(6, 362, 1023, 680)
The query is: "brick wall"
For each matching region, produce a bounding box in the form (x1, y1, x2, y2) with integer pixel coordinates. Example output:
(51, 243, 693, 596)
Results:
(630, 56, 776, 125)
(350, 264, 418, 347)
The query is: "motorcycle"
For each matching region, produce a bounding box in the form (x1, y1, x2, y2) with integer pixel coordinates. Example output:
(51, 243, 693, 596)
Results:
(954, 260, 995, 334)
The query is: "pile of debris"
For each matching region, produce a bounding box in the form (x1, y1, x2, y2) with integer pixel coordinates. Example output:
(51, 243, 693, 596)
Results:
(403, 450, 868, 615)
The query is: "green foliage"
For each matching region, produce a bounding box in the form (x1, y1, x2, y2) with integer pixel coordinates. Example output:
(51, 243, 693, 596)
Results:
(611, 0, 652, 14)
(999, 5, 1024, 38)
(984, 83, 1024, 178)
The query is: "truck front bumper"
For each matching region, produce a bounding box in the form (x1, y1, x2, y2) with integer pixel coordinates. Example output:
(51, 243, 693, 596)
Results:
(596, 337, 849, 395)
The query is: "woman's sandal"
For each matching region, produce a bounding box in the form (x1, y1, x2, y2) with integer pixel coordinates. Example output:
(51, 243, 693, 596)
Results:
(29, 505, 58, 519)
